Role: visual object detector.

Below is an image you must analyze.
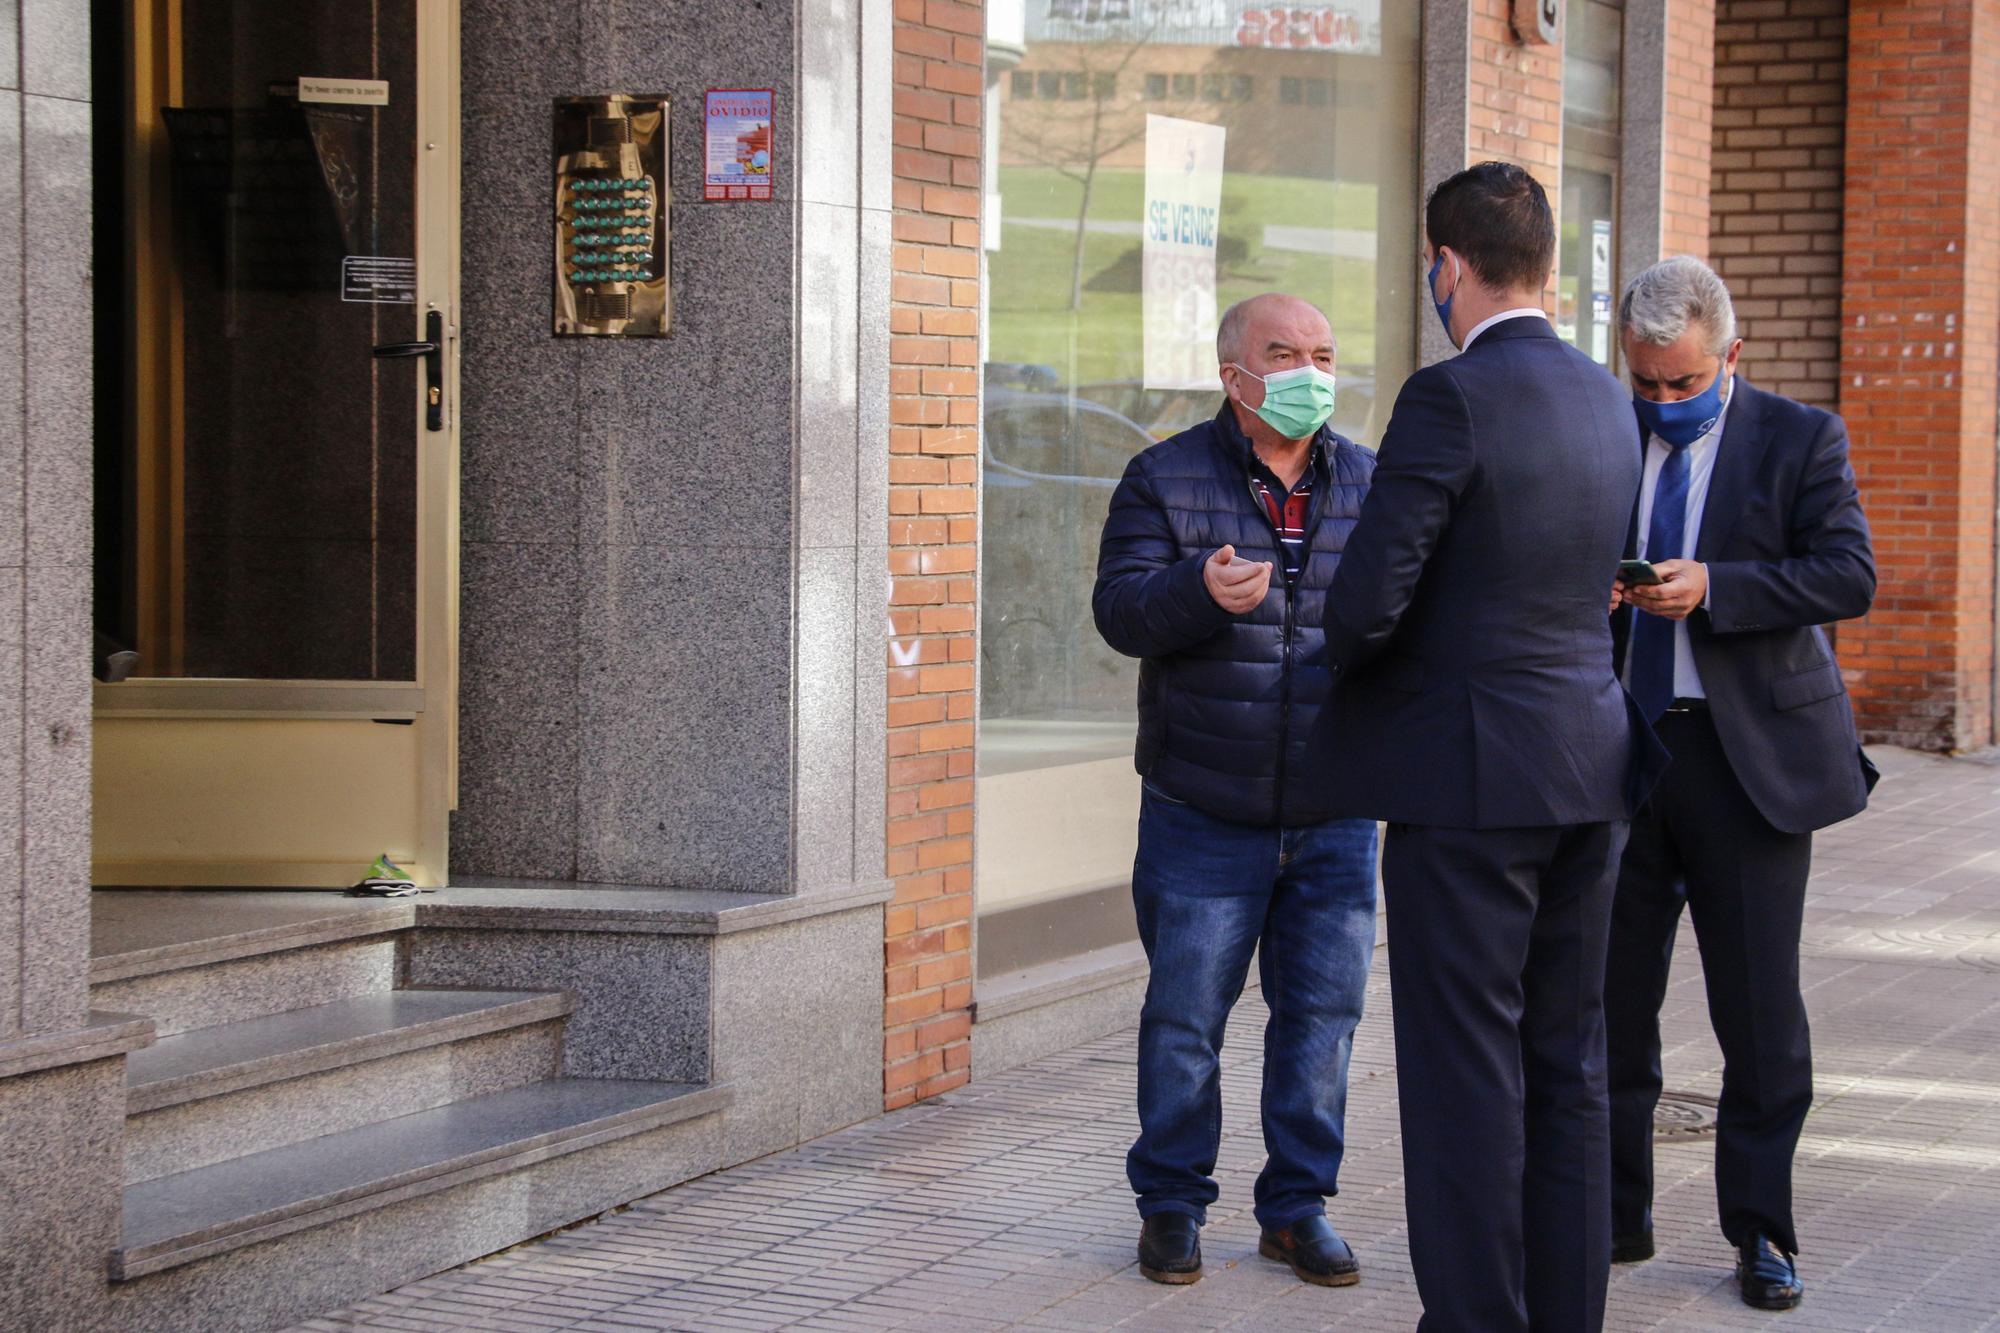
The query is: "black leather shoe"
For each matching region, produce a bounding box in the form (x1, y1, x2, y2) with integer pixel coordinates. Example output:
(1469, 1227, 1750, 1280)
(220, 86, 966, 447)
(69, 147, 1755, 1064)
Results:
(1137, 1213, 1202, 1284)
(1258, 1215, 1360, 1287)
(1736, 1234, 1804, 1310)
(1612, 1230, 1656, 1264)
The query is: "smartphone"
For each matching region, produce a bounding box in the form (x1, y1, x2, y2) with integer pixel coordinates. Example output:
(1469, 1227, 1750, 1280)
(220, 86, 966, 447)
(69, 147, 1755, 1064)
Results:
(1618, 558, 1664, 586)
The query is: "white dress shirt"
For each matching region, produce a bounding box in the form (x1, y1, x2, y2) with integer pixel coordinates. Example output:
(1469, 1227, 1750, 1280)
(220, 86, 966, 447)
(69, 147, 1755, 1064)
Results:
(1461, 307, 1551, 350)
(1631, 378, 1735, 699)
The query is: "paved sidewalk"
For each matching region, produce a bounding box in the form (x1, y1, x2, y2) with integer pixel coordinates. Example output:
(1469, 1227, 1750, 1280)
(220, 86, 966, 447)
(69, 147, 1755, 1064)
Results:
(300, 748, 2000, 1332)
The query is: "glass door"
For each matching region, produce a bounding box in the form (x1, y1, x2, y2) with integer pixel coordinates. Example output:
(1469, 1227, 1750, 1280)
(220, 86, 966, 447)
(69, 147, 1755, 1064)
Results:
(92, 0, 459, 887)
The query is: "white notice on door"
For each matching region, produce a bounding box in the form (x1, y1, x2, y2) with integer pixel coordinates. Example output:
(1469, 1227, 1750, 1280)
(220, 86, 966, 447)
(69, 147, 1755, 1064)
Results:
(342, 256, 416, 304)
(300, 77, 390, 106)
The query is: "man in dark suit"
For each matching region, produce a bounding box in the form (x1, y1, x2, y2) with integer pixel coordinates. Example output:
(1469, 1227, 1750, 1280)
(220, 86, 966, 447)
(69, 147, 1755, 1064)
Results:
(1313, 161, 1665, 1332)
(1605, 256, 1875, 1313)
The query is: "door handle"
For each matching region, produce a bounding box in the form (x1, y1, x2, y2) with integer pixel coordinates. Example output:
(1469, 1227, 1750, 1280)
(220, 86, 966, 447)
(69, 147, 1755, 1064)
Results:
(373, 310, 445, 431)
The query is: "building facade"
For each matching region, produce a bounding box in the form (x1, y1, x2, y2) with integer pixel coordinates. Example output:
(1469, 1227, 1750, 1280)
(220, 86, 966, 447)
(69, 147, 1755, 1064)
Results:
(2, 0, 1995, 1327)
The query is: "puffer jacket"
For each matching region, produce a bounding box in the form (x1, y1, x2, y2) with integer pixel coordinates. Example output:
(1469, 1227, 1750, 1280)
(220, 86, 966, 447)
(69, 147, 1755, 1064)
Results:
(1093, 404, 1374, 826)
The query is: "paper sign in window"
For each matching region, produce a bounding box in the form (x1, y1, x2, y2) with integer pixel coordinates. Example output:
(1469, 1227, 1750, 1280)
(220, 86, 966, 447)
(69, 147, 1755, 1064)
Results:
(1142, 115, 1227, 391)
(300, 77, 390, 106)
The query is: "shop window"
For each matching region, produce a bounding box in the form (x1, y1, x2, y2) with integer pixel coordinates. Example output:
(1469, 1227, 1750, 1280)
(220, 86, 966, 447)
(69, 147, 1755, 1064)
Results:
(978, 3, 1422, 980)
(1557, 0, 1624, 367)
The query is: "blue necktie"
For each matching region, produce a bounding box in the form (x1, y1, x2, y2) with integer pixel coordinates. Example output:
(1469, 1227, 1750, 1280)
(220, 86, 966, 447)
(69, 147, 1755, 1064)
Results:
(1630, 440, 1690, 723)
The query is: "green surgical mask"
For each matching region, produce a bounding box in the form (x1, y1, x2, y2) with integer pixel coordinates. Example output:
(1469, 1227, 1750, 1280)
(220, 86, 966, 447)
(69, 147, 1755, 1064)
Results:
(1233, 363, 1338, 440)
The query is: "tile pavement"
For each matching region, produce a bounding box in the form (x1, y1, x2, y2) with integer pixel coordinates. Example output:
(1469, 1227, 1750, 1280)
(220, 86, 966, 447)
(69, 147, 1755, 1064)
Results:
(298, 747, 2000, 1332)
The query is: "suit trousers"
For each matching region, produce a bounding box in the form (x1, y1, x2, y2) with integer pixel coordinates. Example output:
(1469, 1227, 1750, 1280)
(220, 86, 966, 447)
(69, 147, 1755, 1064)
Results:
(1605, 708, 1814, 1254)
(1383, 819, 1628, 1333)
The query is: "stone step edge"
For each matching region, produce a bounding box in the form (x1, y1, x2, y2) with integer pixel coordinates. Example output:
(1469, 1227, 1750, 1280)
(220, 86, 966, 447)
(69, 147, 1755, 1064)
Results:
(91, 900, 418, 985)
(114, 1078, 732, 1280)
(126, 989, 578, 1115)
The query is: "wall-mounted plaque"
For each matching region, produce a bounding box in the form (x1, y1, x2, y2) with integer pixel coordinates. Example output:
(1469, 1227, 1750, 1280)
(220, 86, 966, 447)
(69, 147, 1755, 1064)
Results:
(553, 94, 671, 337)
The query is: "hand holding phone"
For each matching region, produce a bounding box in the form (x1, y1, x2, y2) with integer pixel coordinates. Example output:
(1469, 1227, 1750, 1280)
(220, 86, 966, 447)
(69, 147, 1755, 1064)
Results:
(1617, 558, 1664, 587)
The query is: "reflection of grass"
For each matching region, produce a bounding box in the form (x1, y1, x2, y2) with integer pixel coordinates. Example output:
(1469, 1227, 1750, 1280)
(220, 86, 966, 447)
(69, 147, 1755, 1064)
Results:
(990, 167, 1385, 385)
(998, 166, 1380, 231)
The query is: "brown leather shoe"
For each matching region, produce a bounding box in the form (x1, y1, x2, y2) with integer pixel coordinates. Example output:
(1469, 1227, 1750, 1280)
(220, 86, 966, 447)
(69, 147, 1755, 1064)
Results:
(1258, 1215, 1360, 1287)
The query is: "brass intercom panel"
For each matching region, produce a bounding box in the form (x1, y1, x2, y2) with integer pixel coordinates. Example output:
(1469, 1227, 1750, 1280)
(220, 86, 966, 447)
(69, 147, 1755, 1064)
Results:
(553, 95, 670, 336)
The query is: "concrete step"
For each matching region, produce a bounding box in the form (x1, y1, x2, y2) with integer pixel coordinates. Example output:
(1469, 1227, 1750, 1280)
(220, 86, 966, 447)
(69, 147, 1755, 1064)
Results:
(125, 988, 575, 1114)
(122, 990, 575, 1184)
(115, 1077, 731, 1280)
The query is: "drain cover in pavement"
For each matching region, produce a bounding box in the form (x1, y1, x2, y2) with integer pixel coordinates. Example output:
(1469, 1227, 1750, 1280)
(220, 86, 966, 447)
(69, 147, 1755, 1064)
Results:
(1655, 1091, 1718, 1138)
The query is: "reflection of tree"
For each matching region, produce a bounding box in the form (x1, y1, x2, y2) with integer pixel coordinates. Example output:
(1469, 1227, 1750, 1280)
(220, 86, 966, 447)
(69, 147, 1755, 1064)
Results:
(1007, 23, 1163, 312)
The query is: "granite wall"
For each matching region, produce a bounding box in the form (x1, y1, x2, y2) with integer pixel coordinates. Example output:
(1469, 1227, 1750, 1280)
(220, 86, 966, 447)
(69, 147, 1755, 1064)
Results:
(0, 5, 125, 1322)
(451, 0, 889, 897)
(3, 0, 95, 1046)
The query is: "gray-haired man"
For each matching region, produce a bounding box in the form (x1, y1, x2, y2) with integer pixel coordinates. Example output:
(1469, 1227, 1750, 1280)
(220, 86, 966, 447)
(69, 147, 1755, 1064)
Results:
(1606, 256, 1876, 1312)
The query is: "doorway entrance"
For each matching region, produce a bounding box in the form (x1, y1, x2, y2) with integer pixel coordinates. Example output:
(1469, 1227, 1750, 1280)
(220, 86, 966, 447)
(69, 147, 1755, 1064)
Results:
(92, 0, 460, 887)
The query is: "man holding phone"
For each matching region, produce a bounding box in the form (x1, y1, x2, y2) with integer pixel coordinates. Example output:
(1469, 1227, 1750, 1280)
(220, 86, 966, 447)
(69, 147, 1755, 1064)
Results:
(1608, 257, 1876, 1313)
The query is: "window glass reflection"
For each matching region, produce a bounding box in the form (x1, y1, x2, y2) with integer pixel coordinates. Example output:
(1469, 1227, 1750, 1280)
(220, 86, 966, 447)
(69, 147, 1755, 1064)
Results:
(976, 0, 1420, 976)
(1557, 0, 1624, 367)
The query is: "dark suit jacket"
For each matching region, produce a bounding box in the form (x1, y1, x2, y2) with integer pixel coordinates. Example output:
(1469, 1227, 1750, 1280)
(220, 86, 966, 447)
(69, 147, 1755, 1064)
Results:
(1312, 316, 1666, 828)
(1610, 377, 1876, 835)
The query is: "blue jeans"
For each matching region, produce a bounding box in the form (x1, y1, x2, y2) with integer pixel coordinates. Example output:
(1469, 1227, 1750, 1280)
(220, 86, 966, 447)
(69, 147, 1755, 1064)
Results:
(1127, 784, 1379, 1229)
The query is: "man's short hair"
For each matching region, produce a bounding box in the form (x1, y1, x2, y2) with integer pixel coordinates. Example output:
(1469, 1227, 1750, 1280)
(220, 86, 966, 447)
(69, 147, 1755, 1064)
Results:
(1215, 293, 1332, 365)
(1619, 255, 1739, 358)
(1216, 299, 1253, 365)
(1424, 162, 1556, 294)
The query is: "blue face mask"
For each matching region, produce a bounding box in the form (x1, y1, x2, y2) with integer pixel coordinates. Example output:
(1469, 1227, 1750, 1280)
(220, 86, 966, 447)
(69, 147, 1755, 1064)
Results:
(1633, 368, 1729, 447)
(1427, 251, 1458, 345)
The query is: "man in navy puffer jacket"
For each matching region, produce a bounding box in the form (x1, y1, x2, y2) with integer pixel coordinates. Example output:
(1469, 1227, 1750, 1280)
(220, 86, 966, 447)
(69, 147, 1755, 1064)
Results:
(1093, 293, 1379, 1292)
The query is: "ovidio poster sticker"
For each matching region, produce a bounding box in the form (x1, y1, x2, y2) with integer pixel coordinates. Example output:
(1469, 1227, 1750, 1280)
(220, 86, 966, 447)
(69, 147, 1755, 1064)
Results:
(704, 89, 775, 202)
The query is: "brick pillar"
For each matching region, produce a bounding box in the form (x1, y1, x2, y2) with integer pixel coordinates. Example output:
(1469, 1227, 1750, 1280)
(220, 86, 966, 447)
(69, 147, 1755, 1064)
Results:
(882, 0, 981, 1110)
(1470, 2, 1566, 187)
(1709, 0, 1847, 408)
(1661, 0, 1717, 259)
(1468, 1, 1565, 310)
(1839, 0, 2000, 751)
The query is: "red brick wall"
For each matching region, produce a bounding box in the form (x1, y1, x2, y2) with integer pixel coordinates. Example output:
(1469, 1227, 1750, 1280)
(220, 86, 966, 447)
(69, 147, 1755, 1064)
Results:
(1469, 1, 1565, 304)
(883, 0, 982, 1111)
(1471, 2, 1565, 186)
(1709, 0, 1846, 408)
(1663, 0, 1718, 259)
(1838, 0, 2000, 751)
